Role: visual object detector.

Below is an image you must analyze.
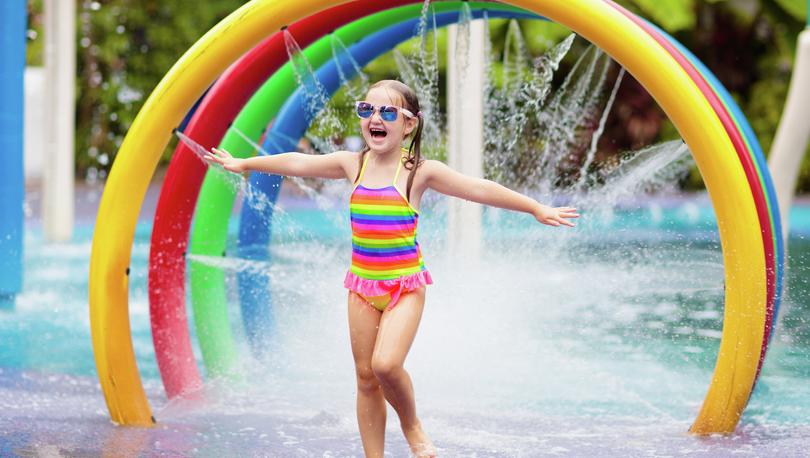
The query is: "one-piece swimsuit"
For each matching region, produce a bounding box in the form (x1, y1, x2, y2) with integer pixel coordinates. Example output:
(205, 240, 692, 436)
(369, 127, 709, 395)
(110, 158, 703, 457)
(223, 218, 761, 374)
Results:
(343, 150, 433, 311)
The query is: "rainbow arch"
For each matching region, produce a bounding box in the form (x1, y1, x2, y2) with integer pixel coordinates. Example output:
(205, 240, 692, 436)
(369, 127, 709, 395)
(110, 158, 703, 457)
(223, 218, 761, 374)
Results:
(89, 0, 783, 435)
(148, 0, 534, 399)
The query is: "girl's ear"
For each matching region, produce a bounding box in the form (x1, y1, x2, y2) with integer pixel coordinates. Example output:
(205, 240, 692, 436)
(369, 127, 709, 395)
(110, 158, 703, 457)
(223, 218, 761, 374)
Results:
(404, 116, 418, 136)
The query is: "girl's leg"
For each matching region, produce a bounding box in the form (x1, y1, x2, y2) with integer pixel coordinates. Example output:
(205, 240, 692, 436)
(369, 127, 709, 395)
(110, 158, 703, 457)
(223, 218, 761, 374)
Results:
(347, 291, 386, 457)
(371, 287, 435, 456)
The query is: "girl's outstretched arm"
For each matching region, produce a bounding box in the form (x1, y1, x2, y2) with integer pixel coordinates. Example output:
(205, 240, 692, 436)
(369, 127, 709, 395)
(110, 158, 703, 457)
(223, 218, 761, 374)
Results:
(423, 160, 579, 227)
(204, 147, 352, 179)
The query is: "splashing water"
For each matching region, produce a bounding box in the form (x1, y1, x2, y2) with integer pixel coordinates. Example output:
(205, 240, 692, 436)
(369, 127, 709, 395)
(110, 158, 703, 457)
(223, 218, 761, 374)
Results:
(394, 0, 444, 157)
(174, 129, 214, 163)
(173, 129, 289, 221)
(586, 140, 694, 212)
(481, 22, 690, 225)
(572, 67, 627, 193)
(453, 1, 473, 86)
(283, 29, 343, 153)
(483, 22, 574, 187)
(329, 33, 369, 102)
(535, 44, 612, 193)
(230, 126, 342, 215)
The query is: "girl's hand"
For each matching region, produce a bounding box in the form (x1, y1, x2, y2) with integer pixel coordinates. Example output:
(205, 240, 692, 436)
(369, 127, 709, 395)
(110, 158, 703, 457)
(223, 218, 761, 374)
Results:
(533, 204, 579, 227)
(204, 147, 247, 173)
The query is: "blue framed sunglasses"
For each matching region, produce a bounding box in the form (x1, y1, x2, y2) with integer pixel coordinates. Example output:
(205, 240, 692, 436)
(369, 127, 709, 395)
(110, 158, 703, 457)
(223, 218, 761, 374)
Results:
(355, 101, 415, 122)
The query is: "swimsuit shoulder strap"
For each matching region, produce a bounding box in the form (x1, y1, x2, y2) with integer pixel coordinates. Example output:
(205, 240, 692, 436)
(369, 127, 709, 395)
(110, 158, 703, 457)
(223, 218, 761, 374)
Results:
(392, 151, 406, 186)
(391, 151, 419, 214)
(353, 152, 370, 188)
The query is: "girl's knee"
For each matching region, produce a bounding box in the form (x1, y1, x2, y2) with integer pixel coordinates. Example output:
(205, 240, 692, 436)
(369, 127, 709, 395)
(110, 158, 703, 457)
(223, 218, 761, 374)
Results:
(356, 366, 381, 394)
(371, 357, 401, 380)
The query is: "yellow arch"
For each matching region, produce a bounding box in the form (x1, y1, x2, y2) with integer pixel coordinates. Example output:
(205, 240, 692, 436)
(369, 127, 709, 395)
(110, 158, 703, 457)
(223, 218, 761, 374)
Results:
(89, 0, 765, 433)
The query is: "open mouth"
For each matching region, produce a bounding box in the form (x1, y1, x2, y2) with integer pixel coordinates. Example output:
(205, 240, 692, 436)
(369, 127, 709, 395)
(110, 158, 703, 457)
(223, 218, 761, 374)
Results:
(370, 127, 387, 139)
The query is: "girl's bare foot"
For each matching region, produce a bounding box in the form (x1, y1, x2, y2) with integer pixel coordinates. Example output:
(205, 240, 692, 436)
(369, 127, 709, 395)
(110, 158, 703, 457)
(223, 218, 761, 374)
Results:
(404, 422, 436, 457)
(411, 442, 437, 458)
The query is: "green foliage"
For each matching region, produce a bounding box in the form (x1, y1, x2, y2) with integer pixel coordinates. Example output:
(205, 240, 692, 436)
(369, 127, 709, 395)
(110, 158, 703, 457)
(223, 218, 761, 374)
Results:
(26, 0, 43, 65)
(772, 0, 809, 22)
(629, 0, 697, 32)
(517, 19, 572, 53)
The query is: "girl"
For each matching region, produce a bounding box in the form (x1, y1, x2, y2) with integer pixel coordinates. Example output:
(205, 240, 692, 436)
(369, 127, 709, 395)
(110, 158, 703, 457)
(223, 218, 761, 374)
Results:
(204, 80, 579, 457)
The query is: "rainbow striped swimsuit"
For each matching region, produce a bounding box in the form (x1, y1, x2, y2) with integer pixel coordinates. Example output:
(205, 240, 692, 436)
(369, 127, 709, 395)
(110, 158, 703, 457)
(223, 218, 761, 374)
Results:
(343, 151, 433, 311)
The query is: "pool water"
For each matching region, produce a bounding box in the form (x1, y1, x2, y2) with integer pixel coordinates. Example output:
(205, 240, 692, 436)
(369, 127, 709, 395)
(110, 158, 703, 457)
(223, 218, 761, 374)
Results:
(1, 189, 809, 457)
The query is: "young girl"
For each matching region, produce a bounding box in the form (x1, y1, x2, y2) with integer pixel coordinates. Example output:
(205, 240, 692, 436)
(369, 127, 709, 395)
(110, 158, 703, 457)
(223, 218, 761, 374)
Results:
(204, 80, 579, 457)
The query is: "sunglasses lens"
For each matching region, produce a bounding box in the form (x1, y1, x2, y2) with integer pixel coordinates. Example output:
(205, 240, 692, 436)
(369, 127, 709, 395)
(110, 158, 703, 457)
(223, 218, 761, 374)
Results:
(380, 106, 398, 122)
(356, 102, 373, 118)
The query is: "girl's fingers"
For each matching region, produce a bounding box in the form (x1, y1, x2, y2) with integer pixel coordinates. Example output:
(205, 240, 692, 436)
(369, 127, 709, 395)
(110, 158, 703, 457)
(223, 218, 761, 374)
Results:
(211, 147, 226, 158)
(556, 215, 576, 227)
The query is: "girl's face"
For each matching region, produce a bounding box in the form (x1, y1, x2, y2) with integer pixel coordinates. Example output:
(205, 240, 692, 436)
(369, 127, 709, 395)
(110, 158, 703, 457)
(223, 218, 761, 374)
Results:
(359, 87, 418, 154)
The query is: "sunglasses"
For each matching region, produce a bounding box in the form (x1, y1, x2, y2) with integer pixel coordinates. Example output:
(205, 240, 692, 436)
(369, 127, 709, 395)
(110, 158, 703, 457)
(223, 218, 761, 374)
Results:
(355, 101, 415, 122)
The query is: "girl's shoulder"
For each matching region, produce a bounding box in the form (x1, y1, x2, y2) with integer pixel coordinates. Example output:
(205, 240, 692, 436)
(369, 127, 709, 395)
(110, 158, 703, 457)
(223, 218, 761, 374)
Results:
(416, 159, 472, 188)
(329, 149, 363, 165)
(331, 149, 362, 158)
(332, 150, 365, 181)
(415, 159, 445, 179)
(418, 159, 443, 168)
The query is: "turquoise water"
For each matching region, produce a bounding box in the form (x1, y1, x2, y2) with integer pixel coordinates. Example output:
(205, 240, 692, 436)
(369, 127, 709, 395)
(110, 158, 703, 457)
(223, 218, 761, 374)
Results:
(1, 192, 809, 457)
